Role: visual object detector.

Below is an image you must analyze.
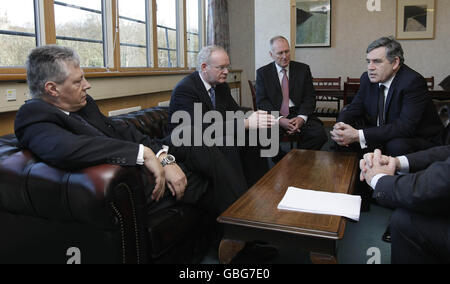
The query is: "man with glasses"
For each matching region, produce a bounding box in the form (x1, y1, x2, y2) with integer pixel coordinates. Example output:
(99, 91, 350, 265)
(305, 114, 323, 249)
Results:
(256, 36, 328, 154)
(169, 45, 276, 187)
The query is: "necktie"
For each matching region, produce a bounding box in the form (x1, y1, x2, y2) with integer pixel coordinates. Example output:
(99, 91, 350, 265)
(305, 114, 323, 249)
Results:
(209, 87, 216, 109)
(280, 69, 290, 117)
(378, 85, 386, 126)
(70, 112, 106, 137)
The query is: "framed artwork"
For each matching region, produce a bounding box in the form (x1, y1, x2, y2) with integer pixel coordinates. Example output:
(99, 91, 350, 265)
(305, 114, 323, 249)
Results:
(396, 0, 435, 40)
(294, 0, 331, 47)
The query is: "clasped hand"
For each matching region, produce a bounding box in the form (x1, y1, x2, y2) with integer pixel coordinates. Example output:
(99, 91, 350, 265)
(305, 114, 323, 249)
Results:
(330, 122, 359, 147)
(279, 117, 304, 135)
(359, 149, 397, 185)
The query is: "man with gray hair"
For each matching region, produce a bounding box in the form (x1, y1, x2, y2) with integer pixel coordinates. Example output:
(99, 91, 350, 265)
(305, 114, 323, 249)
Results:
(331, 36, 443, 156)
(15, 45, 249, 216)
(256, 36, 328, 155)
(169, 45, 277, 187)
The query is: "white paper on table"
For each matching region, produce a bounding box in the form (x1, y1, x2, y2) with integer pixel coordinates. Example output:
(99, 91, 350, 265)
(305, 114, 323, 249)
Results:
(277, 187, 362, 221)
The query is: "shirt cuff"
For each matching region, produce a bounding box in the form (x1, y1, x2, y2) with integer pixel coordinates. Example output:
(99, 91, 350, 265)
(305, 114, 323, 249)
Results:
(397, 155, 410, 174)
(277, 116, 284, 122)
(136, 144, 169, 165)
(359, 130, 368, 149)
(370, 174, 387, 190)
(136, 144, 145, 165)
(298, 115, 308, 123)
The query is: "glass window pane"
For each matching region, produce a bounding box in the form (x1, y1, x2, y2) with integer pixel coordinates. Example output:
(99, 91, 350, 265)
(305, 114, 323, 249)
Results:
(118, 0, 149, 68)
(157, 0, 178, 68)
(0, 1, 36, 67)
(0, 34, 36, 67)
(157, 0, 177, 29)
(56, 0, 101, 11)
(54, 0, 105, 67)
(186, 0, 199, 33)
(186, 0, 201, 68)
(121, 46, 147, 68)
(57, 39, 104, 67)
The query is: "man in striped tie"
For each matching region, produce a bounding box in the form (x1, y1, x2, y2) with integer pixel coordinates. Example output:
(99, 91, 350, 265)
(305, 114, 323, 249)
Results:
(255, 36, 328, 155)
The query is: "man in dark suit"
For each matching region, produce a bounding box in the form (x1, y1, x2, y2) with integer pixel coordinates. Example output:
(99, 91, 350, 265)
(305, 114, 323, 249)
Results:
(256, 36, 328, 151)
(331, 37, 444, 156)
(14, 45, 247, 215)
(169, 45, 277, 186)
(360, 147, 450, 263)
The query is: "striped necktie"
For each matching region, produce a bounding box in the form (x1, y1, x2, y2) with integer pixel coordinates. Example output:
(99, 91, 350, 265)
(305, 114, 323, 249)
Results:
(209, 87, 216, 109)
(280, 69, 290, 117)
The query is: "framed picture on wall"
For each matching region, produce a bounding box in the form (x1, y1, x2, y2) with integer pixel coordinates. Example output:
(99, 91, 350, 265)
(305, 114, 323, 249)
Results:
(294, 0, 331, 47)
(396, 0, 435, 40)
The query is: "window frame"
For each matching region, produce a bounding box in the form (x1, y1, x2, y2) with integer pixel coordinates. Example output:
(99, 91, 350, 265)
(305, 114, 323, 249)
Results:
(0, 0, 206, 81)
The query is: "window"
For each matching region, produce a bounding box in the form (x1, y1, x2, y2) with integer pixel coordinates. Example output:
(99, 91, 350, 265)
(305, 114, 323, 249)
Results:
(0, 0, 206, 78)
(54, 0, 106, 67)
(118, 0, 150, 68)
(157, 0, 178, 68)
(0, 0, 37, 67)
(186, 0, 202, 68)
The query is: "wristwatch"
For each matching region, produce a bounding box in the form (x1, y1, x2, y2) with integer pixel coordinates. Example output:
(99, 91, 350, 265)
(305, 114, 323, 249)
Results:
(161, 154, 176, 167)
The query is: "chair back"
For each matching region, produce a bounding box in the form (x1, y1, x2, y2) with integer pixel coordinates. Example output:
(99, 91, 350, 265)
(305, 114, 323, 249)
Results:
(425, 76, 434, 90)
(248, 80, 257, 111)
(312, 77, 341, 90)
(343, 82, 360, 105)
(346, 77, 360, 84)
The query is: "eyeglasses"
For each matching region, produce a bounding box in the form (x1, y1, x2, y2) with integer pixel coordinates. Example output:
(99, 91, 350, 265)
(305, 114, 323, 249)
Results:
(209, 64, 232, 71)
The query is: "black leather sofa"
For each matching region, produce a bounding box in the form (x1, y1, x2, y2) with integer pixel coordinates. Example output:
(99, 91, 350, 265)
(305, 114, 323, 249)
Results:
(0, 107, 214, 264)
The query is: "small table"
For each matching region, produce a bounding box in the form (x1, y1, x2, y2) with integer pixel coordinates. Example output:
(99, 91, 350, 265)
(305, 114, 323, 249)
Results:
(217, 150, 359, 264)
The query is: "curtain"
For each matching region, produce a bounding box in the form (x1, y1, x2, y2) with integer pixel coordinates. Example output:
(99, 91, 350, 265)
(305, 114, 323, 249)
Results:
(207, 0, 230, 53)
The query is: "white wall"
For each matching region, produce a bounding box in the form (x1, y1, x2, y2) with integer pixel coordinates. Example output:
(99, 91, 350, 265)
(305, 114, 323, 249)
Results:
(229, 0, 256, 108)
(254, 0, 450, 88)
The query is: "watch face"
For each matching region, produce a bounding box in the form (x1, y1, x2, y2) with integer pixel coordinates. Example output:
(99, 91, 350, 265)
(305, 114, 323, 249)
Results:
(166, 155, 175, 163)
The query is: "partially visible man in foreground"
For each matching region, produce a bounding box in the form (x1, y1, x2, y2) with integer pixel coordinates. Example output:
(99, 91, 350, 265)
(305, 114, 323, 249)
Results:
(360, 147, 450, 264)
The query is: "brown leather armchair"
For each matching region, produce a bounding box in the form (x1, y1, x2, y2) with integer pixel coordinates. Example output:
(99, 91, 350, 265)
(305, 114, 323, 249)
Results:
(0, 107, 213, 264)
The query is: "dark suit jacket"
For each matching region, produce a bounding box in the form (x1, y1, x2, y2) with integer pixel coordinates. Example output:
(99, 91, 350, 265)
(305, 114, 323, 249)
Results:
(374, 145, 450, 215)
(255, 61, 316, 117)
(169, 71, 241, 132)
(14, 95, 162, 170)
(338, 65, 444, 146)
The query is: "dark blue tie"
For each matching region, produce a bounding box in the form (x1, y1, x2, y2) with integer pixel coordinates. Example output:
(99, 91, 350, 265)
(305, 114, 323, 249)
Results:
(378, 85, 386, 126)
(209, 87, 216, 109)
(70, 112, 106, 137)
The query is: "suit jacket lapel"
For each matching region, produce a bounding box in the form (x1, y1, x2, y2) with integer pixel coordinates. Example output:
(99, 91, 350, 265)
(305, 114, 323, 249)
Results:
(270, 63, 283, 107)
(194, 71, 214, 111)
(288, 62, 295, 97)
(384, 68, 404, 116)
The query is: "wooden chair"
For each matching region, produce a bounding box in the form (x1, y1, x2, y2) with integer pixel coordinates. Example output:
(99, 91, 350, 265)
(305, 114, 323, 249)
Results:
(248, 80, 257, 111)
(425, 76, 434, 90)
(346, 77, 360, 84)
(313, 77, 341, 118)
(343, 82, 360, 106)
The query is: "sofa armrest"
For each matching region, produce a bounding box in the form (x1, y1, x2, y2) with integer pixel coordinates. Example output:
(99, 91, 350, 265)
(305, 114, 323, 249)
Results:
(0, 149, 149, 229)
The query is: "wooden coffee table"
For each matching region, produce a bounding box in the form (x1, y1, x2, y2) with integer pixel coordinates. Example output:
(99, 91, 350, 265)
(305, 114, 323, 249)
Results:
(217, 150, 359, 264)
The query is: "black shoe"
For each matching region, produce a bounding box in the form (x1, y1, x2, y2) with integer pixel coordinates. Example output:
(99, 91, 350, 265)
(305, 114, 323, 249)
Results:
(382, 226, 391, 243)
(230, 241, 278, 264)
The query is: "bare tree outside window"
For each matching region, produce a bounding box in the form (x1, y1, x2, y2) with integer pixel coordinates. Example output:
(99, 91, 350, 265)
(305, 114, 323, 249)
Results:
(0, 1, 36, 67)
